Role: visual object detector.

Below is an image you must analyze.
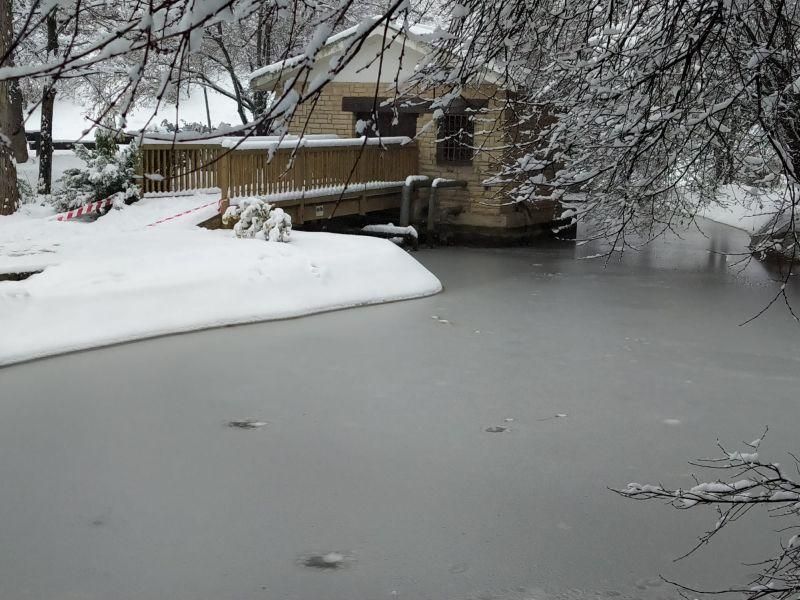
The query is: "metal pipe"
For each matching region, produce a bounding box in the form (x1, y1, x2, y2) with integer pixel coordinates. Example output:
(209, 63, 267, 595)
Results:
(400, 176, 431, 226)
(428, 178, 468, 239)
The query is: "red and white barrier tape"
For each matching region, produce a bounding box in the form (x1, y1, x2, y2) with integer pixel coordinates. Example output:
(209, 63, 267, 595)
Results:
(146, 199, 221, 227)
(54, 197, 115, 221)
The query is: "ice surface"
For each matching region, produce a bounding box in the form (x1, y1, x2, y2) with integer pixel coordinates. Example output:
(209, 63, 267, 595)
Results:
(0, 220, 797, 600)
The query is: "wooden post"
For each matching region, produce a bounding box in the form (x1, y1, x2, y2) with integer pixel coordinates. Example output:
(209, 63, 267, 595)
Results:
(218, 150, 231, 205)
(298, 194, 306, 225)
(296, 148, 304, 191)
(138, 147, 146, 194)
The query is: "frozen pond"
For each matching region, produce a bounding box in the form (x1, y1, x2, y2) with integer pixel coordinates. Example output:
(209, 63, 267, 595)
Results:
(1, 220, 799, 600)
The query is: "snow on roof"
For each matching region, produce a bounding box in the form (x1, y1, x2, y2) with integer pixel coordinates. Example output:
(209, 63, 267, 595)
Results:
(249, 18, 441, 85)
(250, 55, 306, 79)
(319, 19, 438, 47)
(248, 18, 512, 92)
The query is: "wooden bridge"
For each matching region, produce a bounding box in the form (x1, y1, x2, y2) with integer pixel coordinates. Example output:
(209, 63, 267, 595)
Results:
(138, 136, 419, 225)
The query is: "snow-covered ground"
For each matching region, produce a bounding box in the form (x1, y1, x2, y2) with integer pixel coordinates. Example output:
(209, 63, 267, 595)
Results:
(24, 90, 244, 141)
(697, 184, 787, 233)
(0, 195, 441, 366)
(16, 150, 87, 193)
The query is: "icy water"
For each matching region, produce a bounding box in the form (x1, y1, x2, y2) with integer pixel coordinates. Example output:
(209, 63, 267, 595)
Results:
(1, 220, 799, 600)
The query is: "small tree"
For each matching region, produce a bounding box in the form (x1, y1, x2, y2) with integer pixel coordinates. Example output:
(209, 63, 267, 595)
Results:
(54, 125, 139, 211)
(619, 431, 800, 600)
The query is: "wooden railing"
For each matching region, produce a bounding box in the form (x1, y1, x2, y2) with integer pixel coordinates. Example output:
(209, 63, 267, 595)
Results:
(139, 144, 222, 194)
(139, 138, 418, 199)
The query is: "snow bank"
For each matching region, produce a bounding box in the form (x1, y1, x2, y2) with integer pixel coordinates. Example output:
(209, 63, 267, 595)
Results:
(0, 195, 441, 366)
(696, 184, 788, 233)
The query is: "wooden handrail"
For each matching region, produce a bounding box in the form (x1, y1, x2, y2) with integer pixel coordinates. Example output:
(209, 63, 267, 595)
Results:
(138, 141, 419, 199)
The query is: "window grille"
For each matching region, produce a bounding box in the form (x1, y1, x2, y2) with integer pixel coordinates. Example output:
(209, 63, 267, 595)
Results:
(437, 114, 474, 164)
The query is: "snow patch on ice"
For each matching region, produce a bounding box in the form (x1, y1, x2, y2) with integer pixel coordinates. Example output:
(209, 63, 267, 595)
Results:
(362, 223, 418, 238)
(0, 195, 442, 365)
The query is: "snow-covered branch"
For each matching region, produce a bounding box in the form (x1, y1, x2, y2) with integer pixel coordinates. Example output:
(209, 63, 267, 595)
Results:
(618, 431, 800, 600)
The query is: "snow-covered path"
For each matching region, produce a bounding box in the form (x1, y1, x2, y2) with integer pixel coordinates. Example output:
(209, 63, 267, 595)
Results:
(0, 195, 441, 365)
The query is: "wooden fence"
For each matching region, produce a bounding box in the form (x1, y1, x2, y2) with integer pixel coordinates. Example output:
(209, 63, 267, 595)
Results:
(139, 140, 418, 199)
(139, 144, 223, 194)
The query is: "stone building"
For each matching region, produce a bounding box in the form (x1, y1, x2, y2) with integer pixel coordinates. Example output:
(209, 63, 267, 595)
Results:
(249, 22, 560, 241)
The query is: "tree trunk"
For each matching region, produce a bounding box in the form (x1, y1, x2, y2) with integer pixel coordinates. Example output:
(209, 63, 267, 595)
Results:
(0, 130, 18, 214)
(38, 86, 56, 193)
(37, 9, 58, 194)
(253, 90, 270, 135)
(252, 9, 272, 135)
(0, 0, 23, 214)
(7, 78, 26, 162)
(202, 86, 211, 130)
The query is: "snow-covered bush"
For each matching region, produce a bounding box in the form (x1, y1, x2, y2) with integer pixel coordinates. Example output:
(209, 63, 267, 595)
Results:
(222, 198, 292, 242)
(265, 208, 292, 242)
(53, 127, 140, 212)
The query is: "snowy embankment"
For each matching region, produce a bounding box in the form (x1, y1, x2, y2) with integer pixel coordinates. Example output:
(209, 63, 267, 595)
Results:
(696, 184, 787, 233)
(0, 195, 441, 366)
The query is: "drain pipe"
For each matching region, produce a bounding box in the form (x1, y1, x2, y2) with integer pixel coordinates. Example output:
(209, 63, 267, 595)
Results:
(428, 178, 468, 240)
(400, 176, 431, 227)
